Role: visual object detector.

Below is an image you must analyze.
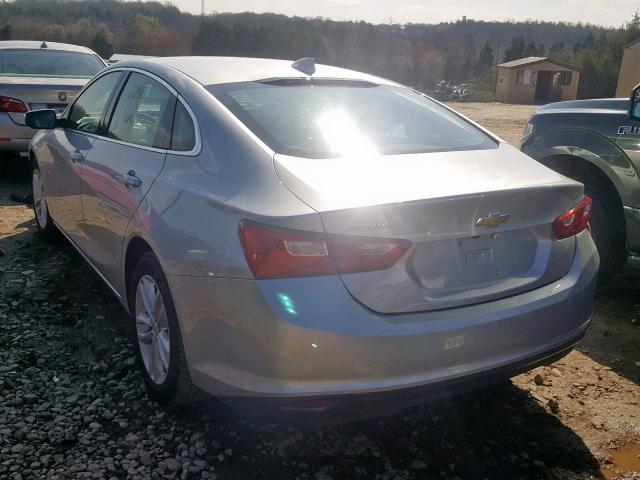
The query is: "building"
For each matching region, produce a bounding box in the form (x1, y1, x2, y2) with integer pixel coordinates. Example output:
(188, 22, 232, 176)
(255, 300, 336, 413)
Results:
(495, 57, 580, 104)
(615, 38, 640, 97)
(108, 53, 156, 64)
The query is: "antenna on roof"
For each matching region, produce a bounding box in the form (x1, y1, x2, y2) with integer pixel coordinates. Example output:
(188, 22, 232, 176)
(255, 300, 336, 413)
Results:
(40, 41, 48, 49)
(292, 57, 315, 76)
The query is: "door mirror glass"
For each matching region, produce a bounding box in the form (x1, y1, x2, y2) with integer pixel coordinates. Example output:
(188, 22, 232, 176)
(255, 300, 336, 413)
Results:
(630, 84, 640, 120)
(25, 109, 57, 129)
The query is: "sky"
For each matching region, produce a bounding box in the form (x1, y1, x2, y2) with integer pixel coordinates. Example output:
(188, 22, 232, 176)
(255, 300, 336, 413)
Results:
(158, 0, 638, 27)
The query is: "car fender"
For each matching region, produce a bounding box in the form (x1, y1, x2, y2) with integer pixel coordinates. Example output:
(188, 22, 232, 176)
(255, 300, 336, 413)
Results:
(523, 126, 640, 207)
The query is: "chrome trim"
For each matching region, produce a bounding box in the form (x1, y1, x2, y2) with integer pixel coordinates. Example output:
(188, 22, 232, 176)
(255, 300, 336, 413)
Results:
(62, 66, 202, 157)
(52, 219, 122, 299)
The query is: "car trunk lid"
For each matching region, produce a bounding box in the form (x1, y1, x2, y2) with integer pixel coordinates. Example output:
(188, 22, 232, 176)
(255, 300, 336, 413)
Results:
(273, 143, 584, 313)
(0, 76, 87, 124)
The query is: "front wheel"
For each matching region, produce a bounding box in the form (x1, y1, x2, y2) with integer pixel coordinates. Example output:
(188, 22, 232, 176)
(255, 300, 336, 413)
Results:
(31, 162, 58, 240)
(129, 252, 204, 406)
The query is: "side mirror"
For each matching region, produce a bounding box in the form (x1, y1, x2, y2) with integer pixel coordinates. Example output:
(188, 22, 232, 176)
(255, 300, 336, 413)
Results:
(25, 109, 57, 129)
(630, 84, 640, 120)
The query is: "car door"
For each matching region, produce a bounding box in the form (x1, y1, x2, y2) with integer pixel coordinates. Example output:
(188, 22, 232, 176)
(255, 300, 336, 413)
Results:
(80, 71, 177, 292)
(40, 71, 123, 250)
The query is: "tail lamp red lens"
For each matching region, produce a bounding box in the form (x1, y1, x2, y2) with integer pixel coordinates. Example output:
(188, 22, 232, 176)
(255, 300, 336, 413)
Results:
(238, 221, 411, 279)
(552, 195, 592, 240)
(0, 96, 28, 113)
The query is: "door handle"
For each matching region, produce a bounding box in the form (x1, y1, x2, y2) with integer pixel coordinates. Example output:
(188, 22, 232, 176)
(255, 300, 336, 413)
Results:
(123, 170, 142, 189)
(70, 151, 84, 162)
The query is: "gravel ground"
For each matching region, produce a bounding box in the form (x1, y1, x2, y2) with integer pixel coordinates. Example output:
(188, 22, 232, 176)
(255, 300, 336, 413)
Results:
(1, 103, 639, 479)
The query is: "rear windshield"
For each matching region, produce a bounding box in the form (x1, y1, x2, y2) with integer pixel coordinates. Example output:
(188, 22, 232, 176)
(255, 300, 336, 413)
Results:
(0, 50, 105, 78)
(208, 80, 497, 158)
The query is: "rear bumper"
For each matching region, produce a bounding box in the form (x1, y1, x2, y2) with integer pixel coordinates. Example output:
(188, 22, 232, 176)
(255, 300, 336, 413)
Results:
(167, 230, 599, 403)
(0, 113, 34, 153)
(226, 335, 583, 421)
(624, 205, 640, 252)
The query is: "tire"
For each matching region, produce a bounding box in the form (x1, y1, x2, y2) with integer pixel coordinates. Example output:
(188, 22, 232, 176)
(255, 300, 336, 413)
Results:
(575, 173, 627, 282)
(128, 252, 204, 406)
(30, 161, 59, 241)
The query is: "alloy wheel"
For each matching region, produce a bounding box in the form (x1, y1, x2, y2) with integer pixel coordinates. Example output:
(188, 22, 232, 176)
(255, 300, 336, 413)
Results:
(32, 168, 48, 229)
(135, 275, 171, 384)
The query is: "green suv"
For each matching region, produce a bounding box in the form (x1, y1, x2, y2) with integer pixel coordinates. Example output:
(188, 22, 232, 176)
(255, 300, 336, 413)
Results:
(522, 89, 640, 280)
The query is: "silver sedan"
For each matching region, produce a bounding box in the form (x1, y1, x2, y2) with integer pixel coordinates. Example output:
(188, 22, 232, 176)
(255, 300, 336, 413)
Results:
(26, 57, 599, 419)
(0, 40, 106, 156)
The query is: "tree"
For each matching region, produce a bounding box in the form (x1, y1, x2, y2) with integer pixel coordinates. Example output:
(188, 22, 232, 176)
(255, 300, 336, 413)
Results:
(89, 24, 114, 59)
(460, 33, 477, 80)
(126, 14, 187, 55)
(548, 41, 566, 57)
(477, 41, 494, 70)
(191, 19, 232, 55)
(0, 21, 10, 40)
(503, 36, 526, 62)
(523, 41, 538, 57)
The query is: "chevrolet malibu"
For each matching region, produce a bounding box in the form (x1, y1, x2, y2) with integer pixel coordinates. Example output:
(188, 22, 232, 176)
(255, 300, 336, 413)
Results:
(26, 57, 599, 419)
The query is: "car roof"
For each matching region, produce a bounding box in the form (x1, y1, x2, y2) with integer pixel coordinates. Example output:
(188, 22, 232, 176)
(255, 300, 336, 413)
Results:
(141, 56, 399, 86)
(0, 40, 98, 55)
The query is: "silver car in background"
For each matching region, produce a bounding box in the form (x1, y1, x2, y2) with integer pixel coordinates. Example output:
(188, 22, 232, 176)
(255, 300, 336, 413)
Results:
(0, 40, 106, 156)
(26, 57, 599, 420)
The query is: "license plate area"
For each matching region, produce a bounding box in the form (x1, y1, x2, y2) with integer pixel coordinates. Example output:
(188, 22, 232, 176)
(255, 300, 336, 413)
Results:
(411, 229, 538, 291)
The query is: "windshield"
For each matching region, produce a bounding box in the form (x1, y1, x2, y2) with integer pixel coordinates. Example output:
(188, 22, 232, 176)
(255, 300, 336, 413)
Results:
(209, 80, 497, 158)
(0, 49, 105, 78)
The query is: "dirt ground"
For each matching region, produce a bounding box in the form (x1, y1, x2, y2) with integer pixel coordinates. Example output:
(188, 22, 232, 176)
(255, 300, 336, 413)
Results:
(0, 103, 638, 479)
(445, 102, 539, 147)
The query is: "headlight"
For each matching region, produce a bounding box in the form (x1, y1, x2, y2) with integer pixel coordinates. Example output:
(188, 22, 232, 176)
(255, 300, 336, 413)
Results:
(522, 122, 535, 141)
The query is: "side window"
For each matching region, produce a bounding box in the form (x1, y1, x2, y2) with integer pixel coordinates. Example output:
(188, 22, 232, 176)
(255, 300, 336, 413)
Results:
(67, 72, 121, 134)
(107, 72, 176, 149)
(171, 101, 196, 151)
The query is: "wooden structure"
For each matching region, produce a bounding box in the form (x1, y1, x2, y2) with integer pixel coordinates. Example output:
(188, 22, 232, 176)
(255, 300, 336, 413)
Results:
(495, 57, 580, 104)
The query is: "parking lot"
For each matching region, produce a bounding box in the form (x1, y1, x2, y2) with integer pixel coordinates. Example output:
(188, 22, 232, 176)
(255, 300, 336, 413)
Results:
(0, 102, 638, 480)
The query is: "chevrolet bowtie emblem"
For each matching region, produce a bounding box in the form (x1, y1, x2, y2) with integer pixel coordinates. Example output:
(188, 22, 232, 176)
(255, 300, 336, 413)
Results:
(475, 212, 511, 228)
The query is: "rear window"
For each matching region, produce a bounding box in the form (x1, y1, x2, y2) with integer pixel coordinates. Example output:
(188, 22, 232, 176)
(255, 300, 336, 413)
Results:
(209, 80, 497, 158)
(0, 49, 105, 78)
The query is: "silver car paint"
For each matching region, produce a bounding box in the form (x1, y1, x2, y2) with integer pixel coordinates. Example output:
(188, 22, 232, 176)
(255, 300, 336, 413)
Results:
(167, 230, 596, 396)
(0, 41, 106, 153)
(29, 57, 599, 401)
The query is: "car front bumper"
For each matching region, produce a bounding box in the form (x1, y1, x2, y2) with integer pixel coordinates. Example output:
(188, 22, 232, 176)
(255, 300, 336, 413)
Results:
(0, 112, 34, 154)
(167, 230, 599, 409)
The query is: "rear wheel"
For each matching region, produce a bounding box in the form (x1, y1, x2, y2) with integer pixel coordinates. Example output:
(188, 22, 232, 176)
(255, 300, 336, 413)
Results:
(129, 252, 204, 406)
(575, 173, 627, 282)
(31, 162, 58, 240)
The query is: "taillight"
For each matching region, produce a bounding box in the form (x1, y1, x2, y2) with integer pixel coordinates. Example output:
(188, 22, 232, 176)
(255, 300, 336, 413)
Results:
(238, 221, 411, 279)
(0, 96, 28, 113)
(553, 195, 592, 240)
